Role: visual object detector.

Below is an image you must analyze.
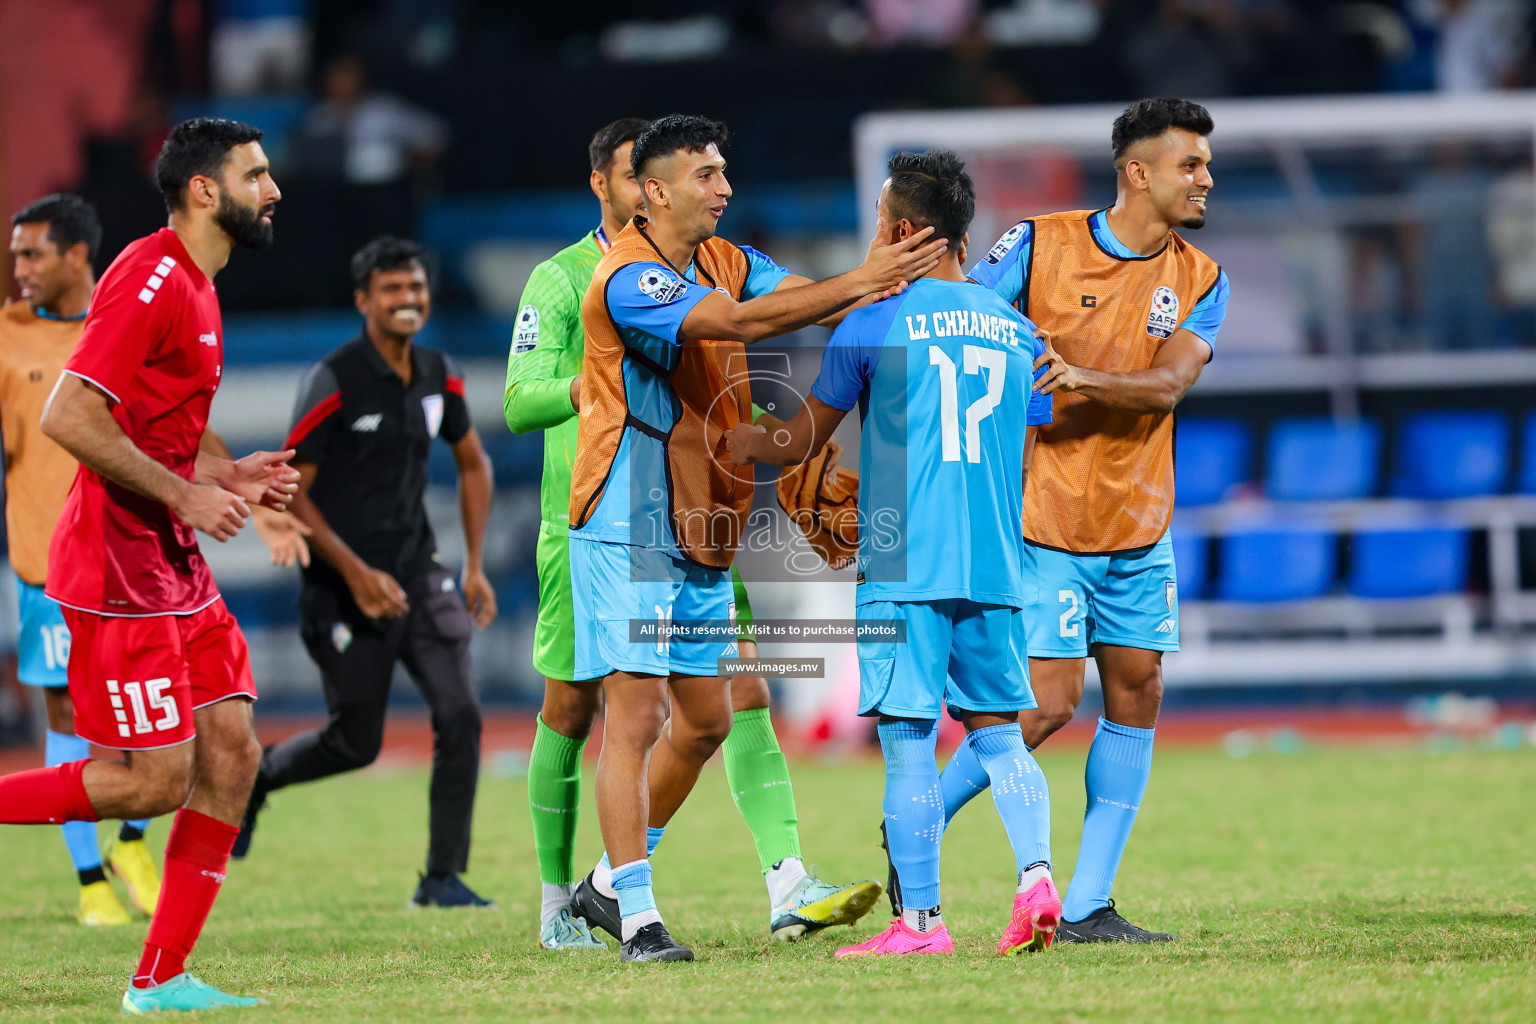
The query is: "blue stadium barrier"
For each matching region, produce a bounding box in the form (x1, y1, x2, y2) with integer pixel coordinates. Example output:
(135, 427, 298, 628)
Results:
(1175, 418, 1252, 506)
(1347, 524, 1470, 599)
(1171, 530, 1208, 600)
(1216, 525, 1336, 602)
(1265, 417, 1382, 501)
(1392, 411, 1509, 499)
(1520, 412, 1536, 494)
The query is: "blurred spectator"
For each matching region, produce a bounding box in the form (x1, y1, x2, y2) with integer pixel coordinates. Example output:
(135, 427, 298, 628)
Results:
(863, 0, 979, 47)
(1434, 0, 1528, 91)
(1412, 145, 1497, 348)
(1484, 157, 1536, 323)
(1121, 0, 1253, 98)
(932, 20, 1031, 107)
(985, 0, 1101, 46)
(211, 0, 313, 96)
(770, 0, 870, 48)
(289, 55, 449, 185)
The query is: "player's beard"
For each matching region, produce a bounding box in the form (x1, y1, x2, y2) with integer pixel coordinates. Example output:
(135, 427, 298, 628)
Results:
(216, 193, 275, 249)
(1180, 214, 1206, 229)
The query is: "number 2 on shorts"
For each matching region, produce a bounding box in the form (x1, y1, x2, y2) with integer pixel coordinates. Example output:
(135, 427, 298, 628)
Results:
(1058, 590, 1080, 638)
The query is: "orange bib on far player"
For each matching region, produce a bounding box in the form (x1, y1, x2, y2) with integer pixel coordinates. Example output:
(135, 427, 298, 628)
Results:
(569, 218, 753, 569)
(1021, 210, 1221, 553)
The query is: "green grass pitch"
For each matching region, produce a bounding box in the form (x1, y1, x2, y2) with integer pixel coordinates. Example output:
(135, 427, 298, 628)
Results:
(1, 744, 1532, 1022)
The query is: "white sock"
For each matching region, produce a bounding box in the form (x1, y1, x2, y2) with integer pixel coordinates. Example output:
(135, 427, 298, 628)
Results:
(620, 907, 663, 942)
(764, 856, 809, 905)
(593, 856, 617, 899)
(1017, 863, 1052, 895)
(540, 882, 573, 926)
(901, 906, 942, 933)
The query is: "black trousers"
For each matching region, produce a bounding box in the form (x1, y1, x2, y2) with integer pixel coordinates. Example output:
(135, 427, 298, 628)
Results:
(259, 565, 482, 875)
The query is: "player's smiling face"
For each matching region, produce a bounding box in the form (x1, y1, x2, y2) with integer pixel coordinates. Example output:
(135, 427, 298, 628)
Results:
(1145, 129, 1213, 230)
(650, 143, 732, 243)
(357, 262, 431, 340)
(9, 222, 81, 313)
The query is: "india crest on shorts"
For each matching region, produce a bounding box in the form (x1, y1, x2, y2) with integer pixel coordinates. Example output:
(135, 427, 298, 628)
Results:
(1146, 285, 1180, 339)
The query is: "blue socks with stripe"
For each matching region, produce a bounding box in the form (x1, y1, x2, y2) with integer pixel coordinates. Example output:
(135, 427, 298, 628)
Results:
(46, 730, 103, 876)
(1062, 717, 1155, 922)
(877, 718, 942, 912)
(966, 723, 1051, 873)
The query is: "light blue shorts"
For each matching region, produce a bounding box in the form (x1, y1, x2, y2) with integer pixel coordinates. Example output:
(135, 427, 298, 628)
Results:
(570, 537, 738, 679)
(1023, 532, 1179, 658)
(16, 578, 70, 687)
(857, 599, 1034, 721)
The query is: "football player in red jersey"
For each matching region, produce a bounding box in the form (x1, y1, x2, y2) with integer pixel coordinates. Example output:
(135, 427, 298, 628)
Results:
(0, 118, 291, 1013)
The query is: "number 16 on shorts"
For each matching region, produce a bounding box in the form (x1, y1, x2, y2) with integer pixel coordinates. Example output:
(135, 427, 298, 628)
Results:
(106, 677, 181, 739)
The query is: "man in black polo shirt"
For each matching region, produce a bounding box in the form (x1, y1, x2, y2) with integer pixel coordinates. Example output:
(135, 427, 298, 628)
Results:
(235, 235, 498, 908)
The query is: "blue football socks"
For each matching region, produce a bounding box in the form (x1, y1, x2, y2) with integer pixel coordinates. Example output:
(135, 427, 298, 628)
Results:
(46, 730, 102, 875)
(938, 735, 991, 826)
(611, 859, 660, 942)
(967, 723, 1051, 873)
(1062, 717, 1155, 922)
(877, 718, 942, 912)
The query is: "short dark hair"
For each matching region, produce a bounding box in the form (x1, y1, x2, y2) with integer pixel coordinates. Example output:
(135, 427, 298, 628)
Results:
(351, 235, 428, 292)
(10, 193, 102, 266)
(590, 118, 651, 173)
(155, 117, 265, 213)
(631, 114, 727, 180)
(884, 150, 975, 243)
(1111, 98, 1214, 164)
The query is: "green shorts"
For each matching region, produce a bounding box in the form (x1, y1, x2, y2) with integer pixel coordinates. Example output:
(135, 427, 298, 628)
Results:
(533, 525, 756, 681)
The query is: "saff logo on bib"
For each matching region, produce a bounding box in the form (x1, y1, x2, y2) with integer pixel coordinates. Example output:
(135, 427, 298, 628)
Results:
(1146, 285, 1180, 339)
(637, 267, 688, 304)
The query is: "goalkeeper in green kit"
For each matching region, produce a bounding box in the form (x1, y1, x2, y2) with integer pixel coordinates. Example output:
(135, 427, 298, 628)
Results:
(504, 118, 880, 951)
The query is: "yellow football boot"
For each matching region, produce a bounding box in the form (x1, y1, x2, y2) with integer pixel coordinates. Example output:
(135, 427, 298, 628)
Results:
(78, 879, 132, 926)
(105, 837, 161, 916)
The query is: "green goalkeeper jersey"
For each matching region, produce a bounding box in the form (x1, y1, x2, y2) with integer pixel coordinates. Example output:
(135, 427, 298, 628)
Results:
(503, 230, 605, 532)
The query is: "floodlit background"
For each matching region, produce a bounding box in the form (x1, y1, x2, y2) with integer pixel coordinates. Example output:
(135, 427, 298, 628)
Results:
(1, 0, 1534, 748)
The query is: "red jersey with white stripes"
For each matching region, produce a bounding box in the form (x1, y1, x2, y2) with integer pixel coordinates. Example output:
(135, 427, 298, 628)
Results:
(47, 228, 224, 616)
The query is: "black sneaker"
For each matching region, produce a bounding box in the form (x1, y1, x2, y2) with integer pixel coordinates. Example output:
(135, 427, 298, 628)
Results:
(620, 921, 694, 962)
(410, 873, 496, 909)
(879, 821, 904, 917)
(569, 872, 621, 940)
(1057, 901, 1175, 943)
(230, 776, 269, 861)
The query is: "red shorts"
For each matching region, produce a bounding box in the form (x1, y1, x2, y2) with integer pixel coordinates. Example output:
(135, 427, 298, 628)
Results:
(62, 599, 257, 750)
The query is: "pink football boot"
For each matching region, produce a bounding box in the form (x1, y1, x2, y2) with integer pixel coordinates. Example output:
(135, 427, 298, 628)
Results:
(998, 875, 1062, 955)
(835, 918, 954, 958)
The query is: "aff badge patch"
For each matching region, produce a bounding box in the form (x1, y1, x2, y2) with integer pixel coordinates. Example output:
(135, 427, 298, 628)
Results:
(637, 267, 688, 304)
(1146, 285, 1180, 339)
(512, 304, 540, 353)
(984, 222, 1027, 265)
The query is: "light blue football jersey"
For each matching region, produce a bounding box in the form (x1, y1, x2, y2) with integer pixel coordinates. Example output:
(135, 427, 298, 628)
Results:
(811, 277, 1053, 607)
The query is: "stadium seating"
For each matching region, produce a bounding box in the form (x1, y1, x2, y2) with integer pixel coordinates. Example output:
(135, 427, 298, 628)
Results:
(1216, 524, 1336, 602)
(1391, 411, 1509, 499)
(1347, 524, 1471, 599)
(1171, 531, 1208, 600)
(1520, 412, 1536, 494)
(1265, 417, 1381, 501)
(1175, 418, 1252, 506)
